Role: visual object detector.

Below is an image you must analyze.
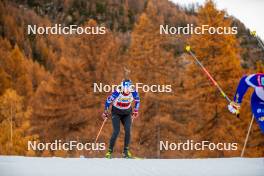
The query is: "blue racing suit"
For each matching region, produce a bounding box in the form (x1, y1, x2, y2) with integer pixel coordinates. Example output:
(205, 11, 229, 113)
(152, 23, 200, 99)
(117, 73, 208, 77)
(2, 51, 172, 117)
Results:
(234, 73, 264, 133)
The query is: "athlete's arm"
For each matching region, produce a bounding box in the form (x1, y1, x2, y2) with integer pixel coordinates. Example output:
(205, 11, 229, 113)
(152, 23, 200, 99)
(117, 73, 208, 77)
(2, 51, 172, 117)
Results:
(234, 74, 258, 103)
(105, 90, 120, 110)
(132, 91, 140, 111)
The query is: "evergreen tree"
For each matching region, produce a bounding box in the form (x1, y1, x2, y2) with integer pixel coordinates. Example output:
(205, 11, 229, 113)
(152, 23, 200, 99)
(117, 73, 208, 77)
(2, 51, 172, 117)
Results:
(31, 58, 92, 141)
(0, 89, 36, 155)
(0, 40, 32, 98)
(185, 0, 243, 157)
(125, 0, 177, 157)
(128, 0, 173, 84)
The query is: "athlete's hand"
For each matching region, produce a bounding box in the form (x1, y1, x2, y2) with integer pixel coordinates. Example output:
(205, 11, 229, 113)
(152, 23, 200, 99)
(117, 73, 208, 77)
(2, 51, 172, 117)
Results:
(132, 110, 139, 120)
(228, 101, 240, 117)
(102, 110, 109, 120)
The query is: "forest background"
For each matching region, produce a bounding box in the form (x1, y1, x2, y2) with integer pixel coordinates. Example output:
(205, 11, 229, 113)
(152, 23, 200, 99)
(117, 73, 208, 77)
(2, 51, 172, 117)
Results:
(0, 0, 263, 158)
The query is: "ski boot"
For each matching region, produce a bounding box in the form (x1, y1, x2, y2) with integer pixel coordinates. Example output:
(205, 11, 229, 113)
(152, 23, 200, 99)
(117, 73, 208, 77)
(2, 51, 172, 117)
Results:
(123, 148, 133, 159)
(105, 149, 112, 159)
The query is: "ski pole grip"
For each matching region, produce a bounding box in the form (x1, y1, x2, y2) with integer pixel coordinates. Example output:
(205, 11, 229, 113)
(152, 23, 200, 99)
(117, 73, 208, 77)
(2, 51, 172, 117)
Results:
(185, 45, 191, 52)
(250, 31, 256, 37)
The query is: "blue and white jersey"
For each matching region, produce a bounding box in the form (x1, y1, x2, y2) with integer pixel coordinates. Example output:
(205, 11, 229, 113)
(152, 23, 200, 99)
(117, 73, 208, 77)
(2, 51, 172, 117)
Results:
(105, 89, 140, 111)
(234, 73, 264, 103)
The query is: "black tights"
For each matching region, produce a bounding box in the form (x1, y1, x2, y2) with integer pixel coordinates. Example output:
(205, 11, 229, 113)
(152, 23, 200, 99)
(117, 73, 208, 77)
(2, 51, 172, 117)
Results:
(109, 113, 131, 151)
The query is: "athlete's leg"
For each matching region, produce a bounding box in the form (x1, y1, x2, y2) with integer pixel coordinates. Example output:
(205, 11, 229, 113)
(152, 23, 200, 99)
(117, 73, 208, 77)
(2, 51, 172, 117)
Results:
(121, 114, 132, 151)
(109, 114, 121, 151)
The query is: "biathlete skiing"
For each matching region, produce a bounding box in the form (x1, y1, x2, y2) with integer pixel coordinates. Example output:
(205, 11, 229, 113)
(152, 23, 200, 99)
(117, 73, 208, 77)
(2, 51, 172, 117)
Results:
(102, 79, 140, 158)
(228, 73, 264, 133)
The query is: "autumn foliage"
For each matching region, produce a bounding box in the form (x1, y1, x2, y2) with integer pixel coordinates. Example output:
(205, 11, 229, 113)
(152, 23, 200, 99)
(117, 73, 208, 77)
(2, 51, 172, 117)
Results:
(0, 0, 263, 158)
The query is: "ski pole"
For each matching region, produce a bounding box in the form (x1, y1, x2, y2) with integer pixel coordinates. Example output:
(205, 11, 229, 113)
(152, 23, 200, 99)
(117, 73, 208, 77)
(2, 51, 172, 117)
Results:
(185, 45, 232, 103)
(241, 115, 254, 157)
(95, 118, 107, 143)
(251, 31, 264, 51)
